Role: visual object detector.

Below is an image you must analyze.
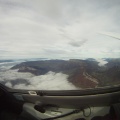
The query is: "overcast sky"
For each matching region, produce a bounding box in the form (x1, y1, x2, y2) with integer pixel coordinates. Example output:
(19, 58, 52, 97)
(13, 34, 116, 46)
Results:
(0, 0, 120, 59)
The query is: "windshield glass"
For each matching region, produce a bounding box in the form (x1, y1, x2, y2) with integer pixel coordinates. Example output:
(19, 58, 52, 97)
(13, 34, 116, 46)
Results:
(0, 0, 120, 90)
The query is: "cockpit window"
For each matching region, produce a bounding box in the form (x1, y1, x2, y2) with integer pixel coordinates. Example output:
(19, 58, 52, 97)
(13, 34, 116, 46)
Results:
(0, 0, 120, 90)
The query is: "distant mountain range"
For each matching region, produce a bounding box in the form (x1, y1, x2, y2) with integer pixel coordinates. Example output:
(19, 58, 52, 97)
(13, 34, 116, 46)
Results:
(11, 58, 120, 89)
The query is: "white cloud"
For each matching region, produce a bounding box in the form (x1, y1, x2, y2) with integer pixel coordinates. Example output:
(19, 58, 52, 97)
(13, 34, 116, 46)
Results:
(0, 69, 34, 81)
(0, 69, 78, 90)
(95, 59, 108, 66)
(5, 82, 12, 88)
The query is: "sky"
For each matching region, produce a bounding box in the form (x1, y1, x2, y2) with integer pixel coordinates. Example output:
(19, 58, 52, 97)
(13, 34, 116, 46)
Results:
(0, 0, 120, 59)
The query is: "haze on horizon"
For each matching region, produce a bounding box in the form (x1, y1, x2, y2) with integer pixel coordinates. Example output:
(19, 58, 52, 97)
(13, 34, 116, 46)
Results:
(0, 0, 120, 59)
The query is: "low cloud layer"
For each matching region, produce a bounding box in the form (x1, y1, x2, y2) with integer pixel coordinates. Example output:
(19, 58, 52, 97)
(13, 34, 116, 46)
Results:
(0, 69, 77, 90)
(95, 59, 108, 66)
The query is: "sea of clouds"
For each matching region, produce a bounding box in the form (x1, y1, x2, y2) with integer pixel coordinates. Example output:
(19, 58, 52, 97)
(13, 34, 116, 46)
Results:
(0, 58, 109, 90)
(0, 67, 78, 90)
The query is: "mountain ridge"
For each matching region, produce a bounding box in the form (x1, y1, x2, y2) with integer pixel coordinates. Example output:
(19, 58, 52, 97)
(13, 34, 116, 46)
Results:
(11, 59, 120, 89)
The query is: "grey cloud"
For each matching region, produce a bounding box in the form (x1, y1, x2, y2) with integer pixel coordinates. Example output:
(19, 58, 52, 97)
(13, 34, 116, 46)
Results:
(99, 32, 120, 40)
(0, 0, 120, 59)
(0, 50, 9, 53)
(69, 39, 88, 47)
(60, 33, 74, 41)
(44, 48, 67, 54)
